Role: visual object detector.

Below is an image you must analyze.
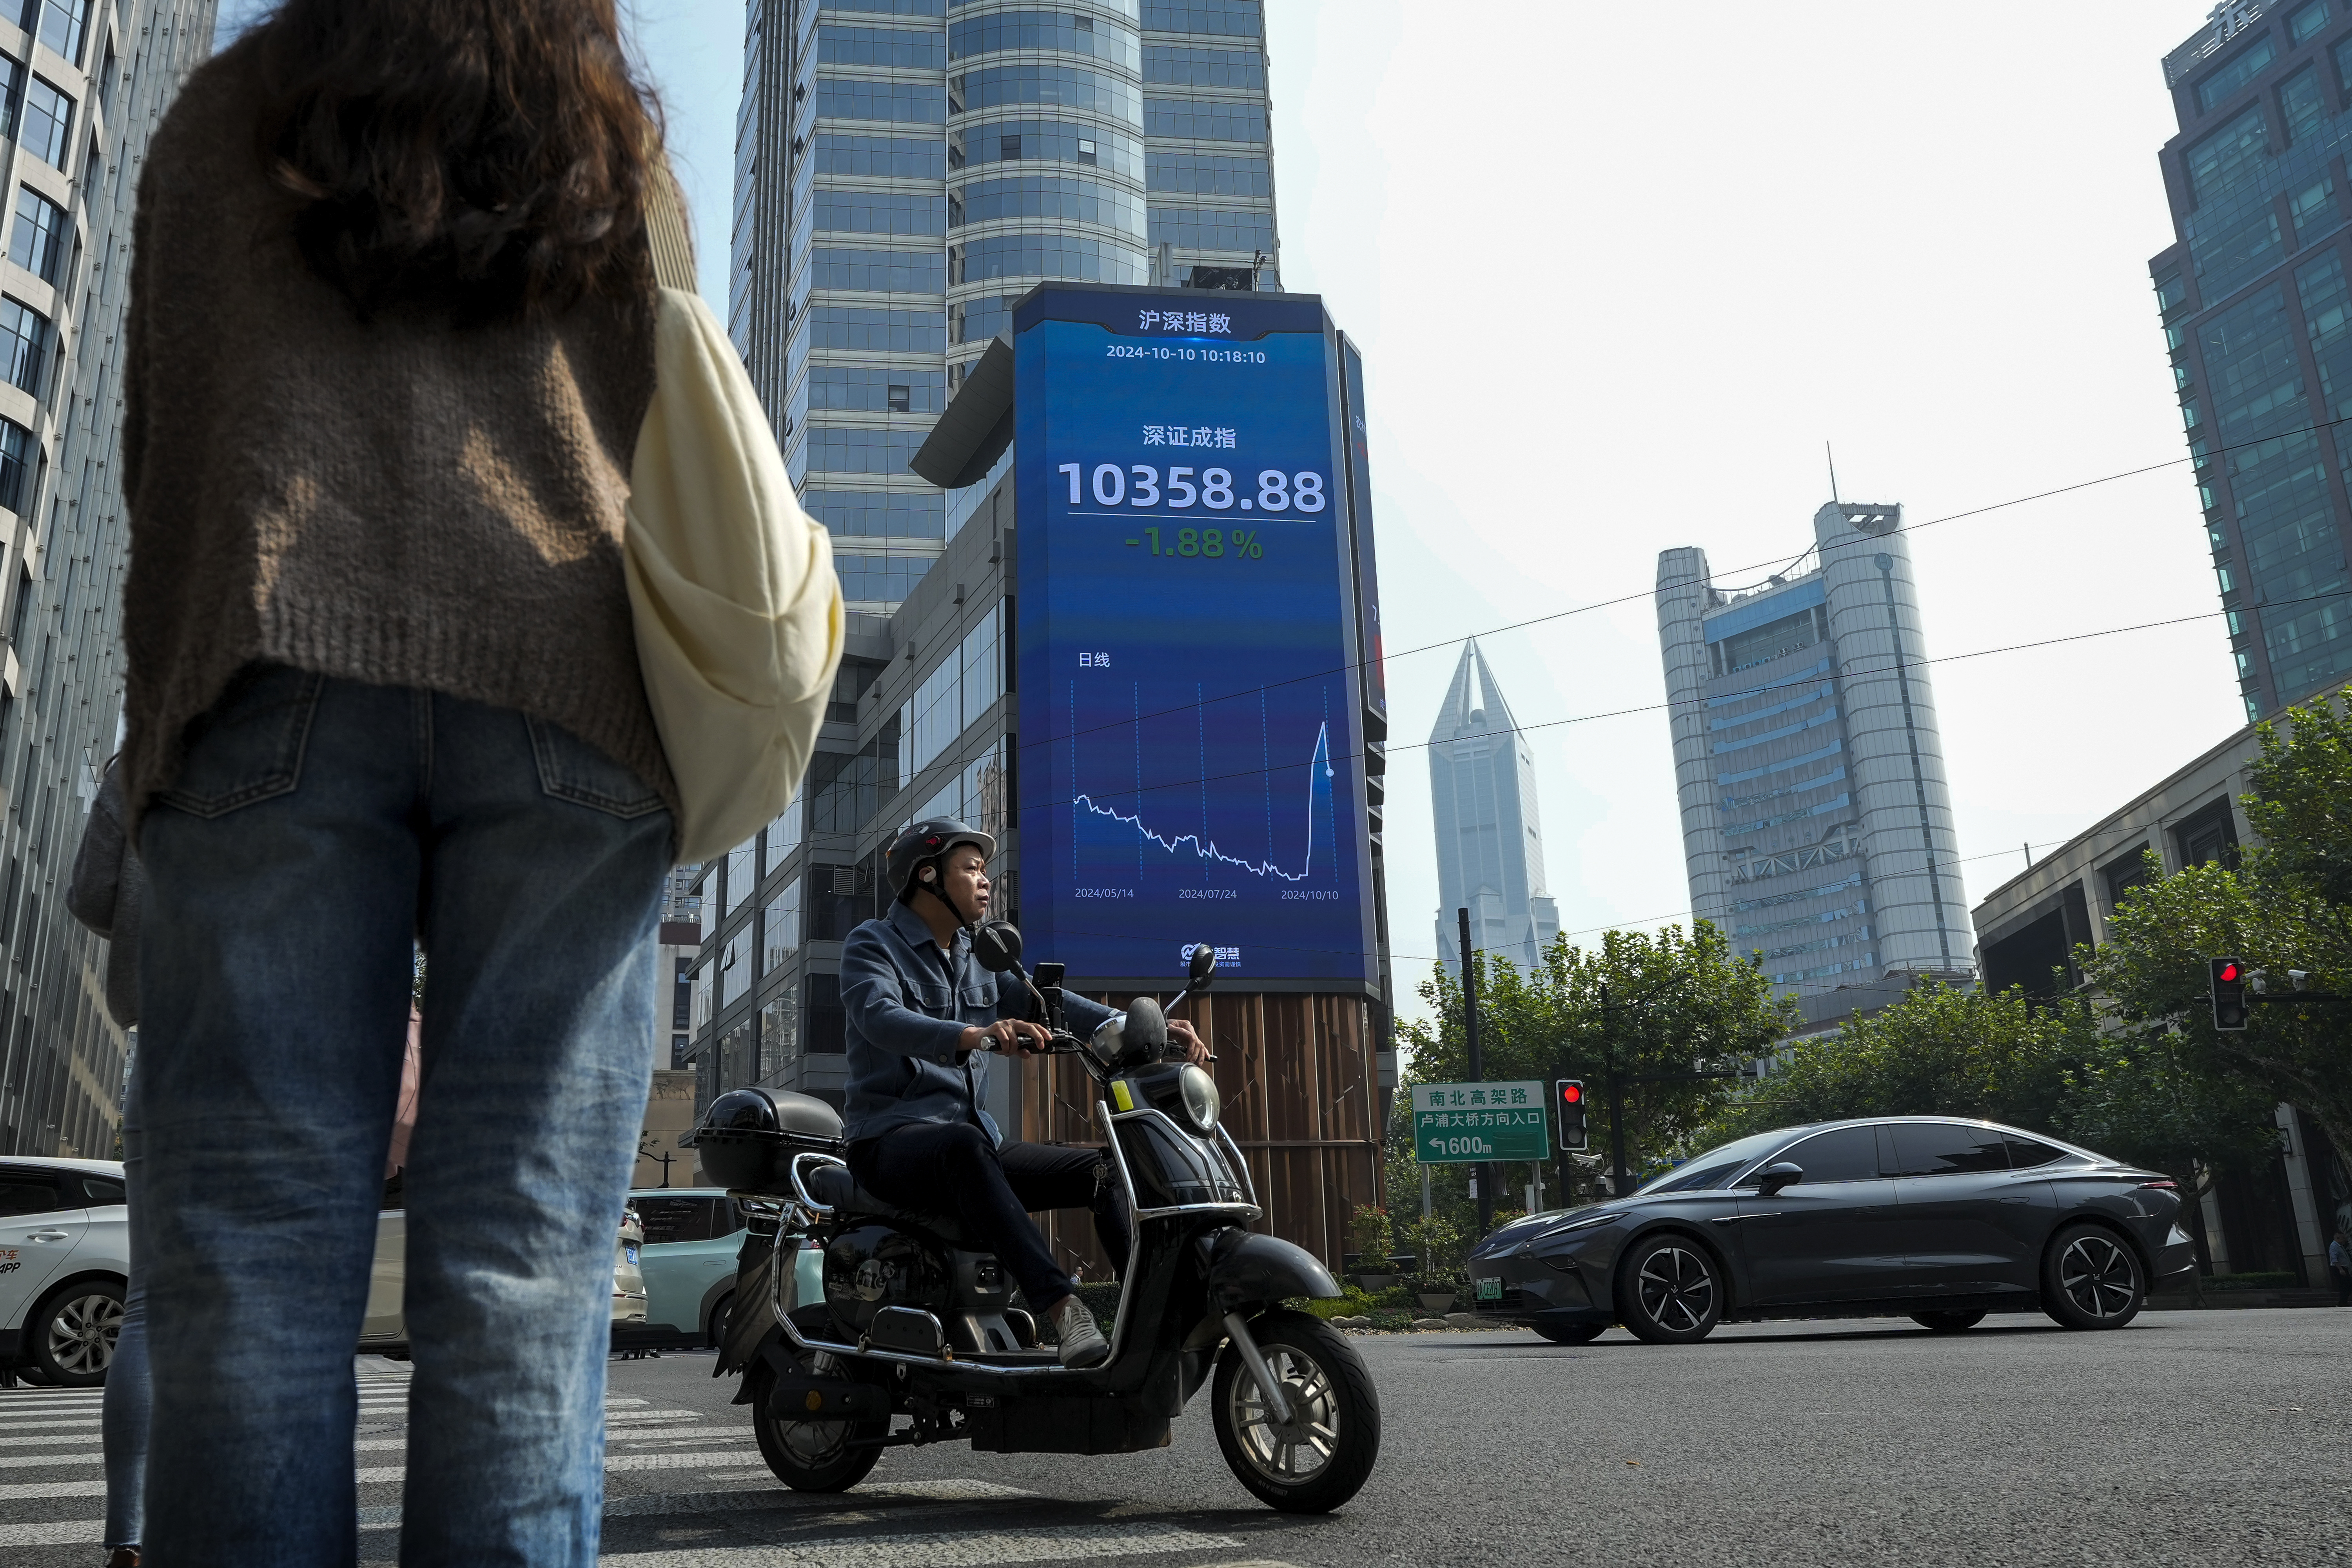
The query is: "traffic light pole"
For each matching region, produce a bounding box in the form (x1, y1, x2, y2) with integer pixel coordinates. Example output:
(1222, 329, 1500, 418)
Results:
(1458, 906, 1492, 1235)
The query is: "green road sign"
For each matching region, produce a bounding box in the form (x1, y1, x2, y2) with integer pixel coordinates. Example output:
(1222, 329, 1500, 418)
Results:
(1412, 1081, 1549, 1163)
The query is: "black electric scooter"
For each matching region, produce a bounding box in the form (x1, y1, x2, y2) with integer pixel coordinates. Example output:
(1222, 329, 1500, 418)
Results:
(692, 937, 1381, 1514)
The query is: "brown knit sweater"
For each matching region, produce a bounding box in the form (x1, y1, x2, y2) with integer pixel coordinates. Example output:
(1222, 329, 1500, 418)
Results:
(119, 39, 675, 834)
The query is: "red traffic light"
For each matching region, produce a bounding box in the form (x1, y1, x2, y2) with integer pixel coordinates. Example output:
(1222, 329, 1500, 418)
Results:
(1560, 1083, 1582, 1103)
(2219, 962, 2240, 983)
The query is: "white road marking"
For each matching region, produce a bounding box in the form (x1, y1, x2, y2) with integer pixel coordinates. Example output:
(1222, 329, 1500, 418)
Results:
(602, 1449, 765, 1473)
(0, 1450, 105, 1468)
(0, 1424, 103, 1439)
(599, 1481, 1037, 1519)
(0, 1478, 106, 1499)
(598, 1520, 1242, 1567)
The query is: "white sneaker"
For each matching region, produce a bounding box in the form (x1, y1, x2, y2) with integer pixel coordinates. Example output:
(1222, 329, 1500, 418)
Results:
(1050, 1295, 1110, 1368)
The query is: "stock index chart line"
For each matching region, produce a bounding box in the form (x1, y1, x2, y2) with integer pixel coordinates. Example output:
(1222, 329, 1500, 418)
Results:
(1067, 679, 1336, 886)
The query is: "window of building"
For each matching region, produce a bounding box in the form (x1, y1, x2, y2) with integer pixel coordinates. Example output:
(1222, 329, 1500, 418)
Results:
(2172, 797, 2241, 868)
(0, 297, 44, 394)
(764, 878, 801, 973)
(1140, 0, 1260, 36)
(818, 22, 946, 68)
(690, 960, 713, 1032)
(806, 303, 946, 352)
(951, 11, 1136, 69)
(10, 187, 65, 283)
(953, 119, 1139, 177)
(835, 550, 936, 605)
(1147, 205, 1273, 254)
(724, 838, 757, 916)
(812, 190, 946, 239)
(1147, 149, 1271, 197)
(1143, 44, 1264, 90)
(803, 488, 946, 539)
(805, 426, 929, 476)
(1076, 137, 1096, 165)
(759, 990, 798, 1077)
(900, 604, 1005, 786)
(95, 39, 113, 116)
(955, 65, 1140, 125)
(887, 383, 911, 411)
(2100, 844, 2152, 914)
(1142, 97, 1267, 142)
(2280, 63, 2327, 144)
(824, 0, 944, 15)
(999, 134, 1021, 160)
(2184, 103, 2269, 207)
(949, 232, 1146, 286)
(719, 924, 753, 1009)
(1716, 608, 1820, 673)
(717, 1013, 756, 1091)
(33, 0, 88, 66)
(2290, 173, 2337, 242)
(20, 78, 72, 169)
(956, 173, 1145, 235)
(813, 132, 946, 180)
(812, 79, 946, 125)
(0, 418, 30, 513)
(2293, 1, 2332, 44)
(671, 954, 693, 1030)
(764, 800, 804, 876)
(2198, 32, 2278, 113)
(805, 972, 846, 1053)
(809, 247, 944, 296)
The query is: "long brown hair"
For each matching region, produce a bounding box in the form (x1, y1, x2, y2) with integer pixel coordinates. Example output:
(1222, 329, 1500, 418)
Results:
(252, 0, 662, 320)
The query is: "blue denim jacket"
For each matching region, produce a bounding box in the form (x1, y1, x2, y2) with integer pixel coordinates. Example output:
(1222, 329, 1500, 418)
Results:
(839, 900, 1113, 1146)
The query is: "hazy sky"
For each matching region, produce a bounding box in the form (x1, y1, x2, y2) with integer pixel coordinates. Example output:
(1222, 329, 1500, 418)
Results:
(202, 2, 2232, 1020)
(625, 1, 2245, 1021)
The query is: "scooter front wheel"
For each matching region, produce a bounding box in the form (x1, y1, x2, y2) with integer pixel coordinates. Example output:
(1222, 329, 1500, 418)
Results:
(1210, 1309, 1380, 1513)
(747, 1360, 887, 1492)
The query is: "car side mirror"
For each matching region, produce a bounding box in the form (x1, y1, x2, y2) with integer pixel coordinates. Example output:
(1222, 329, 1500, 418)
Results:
(1187, 943, 1217, 990)
(1756, 1162, 1804, 1196)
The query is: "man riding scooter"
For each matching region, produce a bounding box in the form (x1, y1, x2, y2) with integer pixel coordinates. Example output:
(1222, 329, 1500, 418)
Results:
(839, 819, 1208, 1368)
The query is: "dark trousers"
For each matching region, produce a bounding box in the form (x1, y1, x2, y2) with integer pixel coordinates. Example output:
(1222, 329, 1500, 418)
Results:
(2333, 1265, 2350, 1307)
(848, 1122, 1132, 1309)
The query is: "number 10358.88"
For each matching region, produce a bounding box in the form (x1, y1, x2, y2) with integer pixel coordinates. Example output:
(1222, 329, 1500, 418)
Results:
(1059, 463, 1326, 514)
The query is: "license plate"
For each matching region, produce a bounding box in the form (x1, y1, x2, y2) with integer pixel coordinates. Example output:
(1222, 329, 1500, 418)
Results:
(625, 1245, 640, 1264)
(1475, 1277, 1502, 1301)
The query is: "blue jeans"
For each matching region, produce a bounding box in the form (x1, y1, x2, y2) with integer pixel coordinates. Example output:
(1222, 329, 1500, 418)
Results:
(102, 1065, 147, 1552)
(136, 667, 671, 1568)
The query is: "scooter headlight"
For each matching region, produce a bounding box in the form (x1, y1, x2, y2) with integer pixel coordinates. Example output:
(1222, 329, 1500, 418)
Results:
(1176, 1063, 1220, 1134)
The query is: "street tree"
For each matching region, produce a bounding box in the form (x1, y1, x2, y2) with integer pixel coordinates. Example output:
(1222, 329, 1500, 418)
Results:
(1398, 921, 1797, 1220)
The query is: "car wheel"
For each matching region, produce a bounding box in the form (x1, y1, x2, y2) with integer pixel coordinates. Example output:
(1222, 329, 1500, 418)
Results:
(31, 1280, 124, 1388)
(2042, 1223, 2144, 1330)
(707, 1291, 735, 1350)
(1533, 1320, 1607, 1345)
(1911, 1310, 1986, 1333)
(1614, 1236, 1721, 1345)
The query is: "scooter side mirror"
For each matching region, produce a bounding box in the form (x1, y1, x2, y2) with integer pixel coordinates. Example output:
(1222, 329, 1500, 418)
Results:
(971, 920, 1023, 974)
(1187, 944, 1217, 991)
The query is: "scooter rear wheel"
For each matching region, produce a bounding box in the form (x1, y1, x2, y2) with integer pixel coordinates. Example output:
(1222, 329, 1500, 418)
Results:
(747, 1360, 887, 1492)
(1210, 1309, 1380, 1513)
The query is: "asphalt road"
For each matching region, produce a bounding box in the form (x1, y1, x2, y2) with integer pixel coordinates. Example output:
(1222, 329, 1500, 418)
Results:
(0, 1307, 2345, 1566)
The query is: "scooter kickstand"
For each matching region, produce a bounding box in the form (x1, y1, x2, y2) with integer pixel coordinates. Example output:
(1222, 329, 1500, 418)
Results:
(1221, 1312, 1293, 1426)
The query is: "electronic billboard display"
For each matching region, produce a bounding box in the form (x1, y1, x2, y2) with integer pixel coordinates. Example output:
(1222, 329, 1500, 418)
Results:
(1013, 286, 1375, 988)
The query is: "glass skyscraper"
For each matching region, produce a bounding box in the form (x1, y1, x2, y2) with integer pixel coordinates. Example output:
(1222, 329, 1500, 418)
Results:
(731, 0, 1281, 619)
(1428, 640, 1558, 976)
(1657, 503, 1973, 1014)
(2154, 0, 2352, 720)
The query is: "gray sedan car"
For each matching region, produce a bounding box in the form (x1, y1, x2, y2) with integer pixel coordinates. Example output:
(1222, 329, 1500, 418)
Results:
(1466, 1116, 2196, 1344)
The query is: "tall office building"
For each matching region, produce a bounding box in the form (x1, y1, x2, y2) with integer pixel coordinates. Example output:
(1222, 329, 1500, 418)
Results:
(730, 0, 1280, 619)
(1656, 503, 1972, 1018)
(2153, 0, 2352, 720)
(0, 0, 218, 1156)
(1428, 639, 1557, 976)
(694, 0, 1287, 1112)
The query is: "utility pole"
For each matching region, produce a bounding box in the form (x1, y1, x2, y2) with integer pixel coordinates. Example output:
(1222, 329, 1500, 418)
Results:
(1457, 906, 1492, 1233)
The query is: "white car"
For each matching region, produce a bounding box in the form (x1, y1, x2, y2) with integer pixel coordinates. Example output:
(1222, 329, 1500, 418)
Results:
(0, 1156, 129, 1388)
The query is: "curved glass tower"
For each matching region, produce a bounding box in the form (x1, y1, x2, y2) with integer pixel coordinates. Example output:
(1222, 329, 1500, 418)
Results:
(1656, 503, 1972, 1009)
(733, 0, 1281, 617)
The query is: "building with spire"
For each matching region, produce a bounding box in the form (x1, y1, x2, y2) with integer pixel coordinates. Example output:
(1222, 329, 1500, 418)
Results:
(1428, 640, 1558, 976)
(1655, 502, 1973, 1026)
